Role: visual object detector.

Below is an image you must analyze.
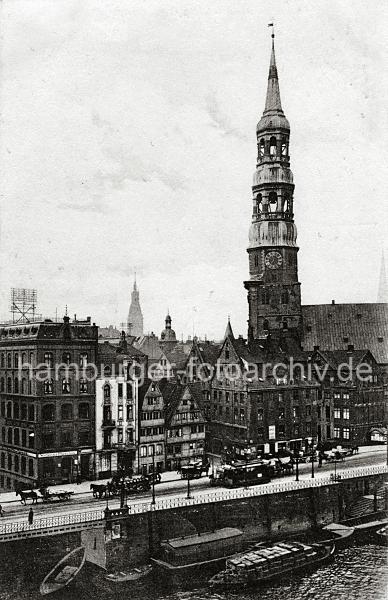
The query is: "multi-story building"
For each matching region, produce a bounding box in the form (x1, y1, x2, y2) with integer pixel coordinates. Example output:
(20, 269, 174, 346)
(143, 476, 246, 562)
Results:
(163, 383, 206, 470)
(0, 316, 98, 490)
(95, 336, 146, 478)
(137, 380, 166, 474)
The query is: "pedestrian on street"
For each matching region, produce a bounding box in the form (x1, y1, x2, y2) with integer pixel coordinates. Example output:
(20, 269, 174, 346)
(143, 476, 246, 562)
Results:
(0, 505, 4, 517)
(28, 507, 34, 525)
(318, 453, 323, 468)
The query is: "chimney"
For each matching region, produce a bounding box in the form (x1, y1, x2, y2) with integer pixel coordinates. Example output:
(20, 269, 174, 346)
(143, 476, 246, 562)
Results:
(331, 299, 335, 305)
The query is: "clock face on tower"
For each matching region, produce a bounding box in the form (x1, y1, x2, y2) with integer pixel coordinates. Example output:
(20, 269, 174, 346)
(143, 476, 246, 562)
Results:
(265, 251, 283, 269)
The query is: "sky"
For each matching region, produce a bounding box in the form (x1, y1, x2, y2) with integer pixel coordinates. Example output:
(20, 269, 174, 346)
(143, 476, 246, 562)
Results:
(0, 0, 387, 340)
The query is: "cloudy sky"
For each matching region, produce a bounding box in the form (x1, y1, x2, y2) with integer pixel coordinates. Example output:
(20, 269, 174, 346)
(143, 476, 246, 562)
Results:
(0, 0, 387, 340)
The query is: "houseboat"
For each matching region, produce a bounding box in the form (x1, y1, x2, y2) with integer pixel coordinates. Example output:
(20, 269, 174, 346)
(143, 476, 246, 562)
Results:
(151, 527, 243, 579)
(209, 540, 335, 587)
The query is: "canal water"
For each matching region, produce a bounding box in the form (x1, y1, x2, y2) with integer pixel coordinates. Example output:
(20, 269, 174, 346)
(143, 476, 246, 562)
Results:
(0, 543, 386, 599)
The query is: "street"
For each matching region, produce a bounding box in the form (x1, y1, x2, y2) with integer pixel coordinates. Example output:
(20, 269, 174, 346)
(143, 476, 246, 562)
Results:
(0, 446, 386, 526)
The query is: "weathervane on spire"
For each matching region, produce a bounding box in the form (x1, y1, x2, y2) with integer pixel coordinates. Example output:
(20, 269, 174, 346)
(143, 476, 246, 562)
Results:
(268, 21, 275, 39)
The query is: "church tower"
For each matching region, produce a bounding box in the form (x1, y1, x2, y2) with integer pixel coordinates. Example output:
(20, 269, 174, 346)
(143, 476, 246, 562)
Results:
(244, 33, 302, 343)
(127, 275, 144, 337)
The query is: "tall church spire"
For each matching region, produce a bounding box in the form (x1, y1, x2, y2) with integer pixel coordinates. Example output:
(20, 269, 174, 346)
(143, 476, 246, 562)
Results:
(244, 31, 301, 343)
(377, 251, 388, 303)
(127, 275, 143, 337)
(264, 35, 283, 114)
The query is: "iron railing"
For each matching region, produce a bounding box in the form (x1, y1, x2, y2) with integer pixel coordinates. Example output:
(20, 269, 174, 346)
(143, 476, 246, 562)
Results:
(0, 464, 386, 536)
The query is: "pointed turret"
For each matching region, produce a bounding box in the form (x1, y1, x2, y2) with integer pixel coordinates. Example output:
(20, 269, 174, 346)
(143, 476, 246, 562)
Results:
(377, 251, 388, 303)
(224, 317, 234, 340)
(264, 37, 283, 114)
(257, 34, 289, 134)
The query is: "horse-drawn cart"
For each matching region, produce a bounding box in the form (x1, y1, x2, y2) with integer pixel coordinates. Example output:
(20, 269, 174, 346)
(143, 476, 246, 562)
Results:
(39, 488, 74, 502)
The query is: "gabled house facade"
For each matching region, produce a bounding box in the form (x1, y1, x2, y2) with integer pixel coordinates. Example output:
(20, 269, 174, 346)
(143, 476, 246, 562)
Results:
(137, 380, 165, 474)
(163, 384, 206, 470)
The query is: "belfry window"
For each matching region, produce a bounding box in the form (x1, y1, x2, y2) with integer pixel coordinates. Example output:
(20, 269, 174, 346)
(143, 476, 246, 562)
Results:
(268, 191, 277, 210)
(254, 254, 259, 267)
(259, 139, 265, 156)
(281, 137, 287, 156)
(281, 291, 289, 304)
(269, 136, 277, 157)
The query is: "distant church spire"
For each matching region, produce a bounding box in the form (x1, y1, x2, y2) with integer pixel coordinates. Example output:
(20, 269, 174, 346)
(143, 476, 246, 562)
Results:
(377, 251, 388, 303)
(127, 274, 143, 337)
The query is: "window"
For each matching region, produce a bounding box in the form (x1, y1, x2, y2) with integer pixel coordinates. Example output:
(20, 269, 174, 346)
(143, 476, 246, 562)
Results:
(334, 408, 341, 420)
(343, 427, 350, 439)
(156, 444, 163, 455)
(0, 354, 4, 368)
(21, 378, 26, 394)
(7, 354, 11, 368)
(62, 379, 71, 394)
(14, 378, 19, 393)
(42, 432, 55, 449)
(126, 405, 133, 420)
(28, 405, 34, 421)
(62, 352, 71, 365)
(21, 353, 26, 366)
(258, 408, 264, 421)
(140, 446, 147, 457)
(28, 459, 34, 477)
(343, 407, 350, 420)
(6, 402, 12, 418)
(0, 378, 4, 393)
(7, 429, 12, 444)
(21, 430, 27, 447)
(7, 378, 12, 393)
(14, 429, 20, 445)
(343, 392, 350, 400)
(61, 404, 73, 420)
(126, 382, 132, 399)
(254, 254, 259, 267)
(79, 403, 90, 419)
(325, 406, 330, 420)
(44, 352, 54, 368)
(118, 405, 123, 421)
(334, 427, 340, 438)
(103, 384, 111, 400)
(259, 138, 265, 156)
(61, 431, 72, 447)
(80, 379, 88, 394)
(118, 429, 123, 443)
(14, 354, 19, 368)
(79, 430, 90, 445)
(28, 431, 35, 448)
(44, 379, 54, 394)
(306, 405, 311, 417)
(118, 383, 123, 398)
(0, 453, 4, 468)
(42, 404, 55, 421)
(8, 454, 12, 471)
(14, 455, 19, 472)
(79, 353, 88, 368)
(292, 406, 300, 419)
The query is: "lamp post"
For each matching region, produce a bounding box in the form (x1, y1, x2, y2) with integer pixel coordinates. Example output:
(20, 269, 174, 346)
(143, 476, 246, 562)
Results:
(151, 446, 156, 505)
(311, 451, 315, 479)
(295, 455, 299, 482)
(186, 467, 192, 499)
(333, 458, 338, 482)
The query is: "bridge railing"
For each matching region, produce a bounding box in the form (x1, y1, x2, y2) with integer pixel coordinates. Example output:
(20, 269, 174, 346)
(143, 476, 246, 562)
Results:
(0, 509, 104, 536)
(0, 463, 386, 535)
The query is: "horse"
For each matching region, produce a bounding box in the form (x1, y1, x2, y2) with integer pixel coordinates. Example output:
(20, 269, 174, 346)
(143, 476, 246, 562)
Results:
(351, 445, 359, 454)
(90, 483, 107, 499)
(16, 489, 39, 505)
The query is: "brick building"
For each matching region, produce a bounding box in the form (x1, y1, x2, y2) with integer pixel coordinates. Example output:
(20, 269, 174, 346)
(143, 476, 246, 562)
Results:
(0, 316, 98, 490)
